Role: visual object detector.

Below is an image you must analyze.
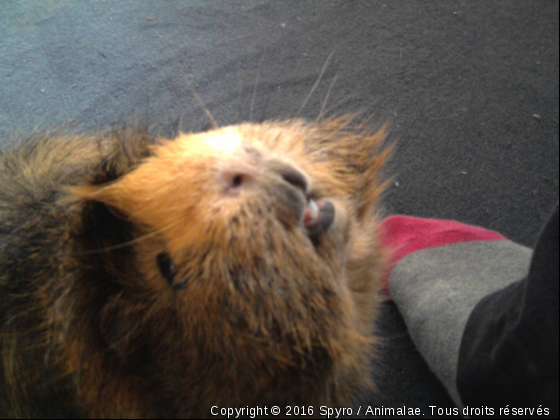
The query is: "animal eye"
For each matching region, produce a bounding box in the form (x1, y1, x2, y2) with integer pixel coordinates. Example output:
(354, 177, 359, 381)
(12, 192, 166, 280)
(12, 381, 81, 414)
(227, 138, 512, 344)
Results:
(156, 252, 176, 285)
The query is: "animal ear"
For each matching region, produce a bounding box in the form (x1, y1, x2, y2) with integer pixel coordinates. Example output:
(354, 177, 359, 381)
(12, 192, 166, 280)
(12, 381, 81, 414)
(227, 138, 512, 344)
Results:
(67, 182, 137, 218)
(57, 180, 138, 297)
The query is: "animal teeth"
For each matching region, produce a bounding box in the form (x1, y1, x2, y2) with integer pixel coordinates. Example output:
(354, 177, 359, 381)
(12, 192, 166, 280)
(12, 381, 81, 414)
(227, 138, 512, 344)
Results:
(308, 199, 319, 220)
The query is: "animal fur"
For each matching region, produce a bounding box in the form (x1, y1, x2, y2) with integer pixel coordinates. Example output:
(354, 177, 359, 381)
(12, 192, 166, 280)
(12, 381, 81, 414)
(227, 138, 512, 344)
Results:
(0, 116, 391, 418)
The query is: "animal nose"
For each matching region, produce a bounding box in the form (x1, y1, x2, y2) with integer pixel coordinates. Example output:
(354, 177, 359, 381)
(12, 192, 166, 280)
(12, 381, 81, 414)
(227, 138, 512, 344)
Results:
(221, 144, 262, 195)
(269, 161, 309, 194)
(280, 168, 308, 194)
(221, 155, 308, 196)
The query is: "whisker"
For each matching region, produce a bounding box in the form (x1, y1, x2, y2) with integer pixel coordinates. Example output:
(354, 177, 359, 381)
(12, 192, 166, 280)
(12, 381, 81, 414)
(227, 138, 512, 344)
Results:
(319, 93, 363, 120)
(66, 292, 173, 375)
(177, 113, 184, 135)
(316, 73, 339, 122)
(237, 61, 244, 123)
(181, 72, 219, 129)
(105, 292, 173, 355)
(297, 50, 335, 116)
(249, 66, 261, 123)
(73, 228, 166, 256)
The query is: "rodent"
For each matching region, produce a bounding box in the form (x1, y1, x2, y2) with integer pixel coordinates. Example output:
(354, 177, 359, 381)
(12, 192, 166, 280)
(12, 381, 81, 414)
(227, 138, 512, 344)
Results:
(0, 115, 391, 418)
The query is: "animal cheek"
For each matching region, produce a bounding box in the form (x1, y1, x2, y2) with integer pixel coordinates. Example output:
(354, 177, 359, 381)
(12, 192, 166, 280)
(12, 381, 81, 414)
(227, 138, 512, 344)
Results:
(330, 200, 350, 236)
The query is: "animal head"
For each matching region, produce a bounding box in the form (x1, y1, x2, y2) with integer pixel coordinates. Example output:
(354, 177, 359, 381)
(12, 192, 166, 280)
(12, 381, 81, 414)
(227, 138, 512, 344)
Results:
(6, 116, 390, 417)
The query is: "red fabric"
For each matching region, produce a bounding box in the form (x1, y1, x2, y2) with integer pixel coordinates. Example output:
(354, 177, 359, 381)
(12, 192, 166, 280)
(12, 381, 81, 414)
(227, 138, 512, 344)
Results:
(379, 216, 507, 298)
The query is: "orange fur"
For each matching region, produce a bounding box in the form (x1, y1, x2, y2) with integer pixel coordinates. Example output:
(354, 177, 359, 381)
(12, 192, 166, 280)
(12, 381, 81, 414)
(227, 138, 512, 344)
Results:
(1, 117, 391, 418)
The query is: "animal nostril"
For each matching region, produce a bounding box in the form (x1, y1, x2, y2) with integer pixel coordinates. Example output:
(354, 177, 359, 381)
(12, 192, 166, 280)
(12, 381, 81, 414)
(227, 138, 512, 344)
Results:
(268, 160, 308, 193)
(222, 171, 254, 194)
(281, 169, 308, 194)
(232, 174, 244, 189)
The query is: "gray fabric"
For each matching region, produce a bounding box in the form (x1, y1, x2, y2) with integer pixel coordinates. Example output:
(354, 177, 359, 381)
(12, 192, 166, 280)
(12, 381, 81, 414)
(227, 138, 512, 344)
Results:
(389, 240, 532, 407)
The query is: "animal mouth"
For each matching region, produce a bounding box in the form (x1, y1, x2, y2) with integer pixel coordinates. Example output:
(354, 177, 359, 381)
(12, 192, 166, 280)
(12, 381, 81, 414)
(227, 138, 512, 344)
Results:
(272, 161, 335, 238)
(303, 197, 335, 238)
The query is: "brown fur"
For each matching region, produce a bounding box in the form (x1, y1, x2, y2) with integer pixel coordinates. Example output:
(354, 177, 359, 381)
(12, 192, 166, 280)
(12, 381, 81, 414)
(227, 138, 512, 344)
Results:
(0, 117, 391, 418)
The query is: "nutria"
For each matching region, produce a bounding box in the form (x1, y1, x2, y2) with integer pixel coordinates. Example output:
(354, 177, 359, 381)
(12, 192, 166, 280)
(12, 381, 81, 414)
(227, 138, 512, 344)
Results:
(0, 116, 390, 418)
